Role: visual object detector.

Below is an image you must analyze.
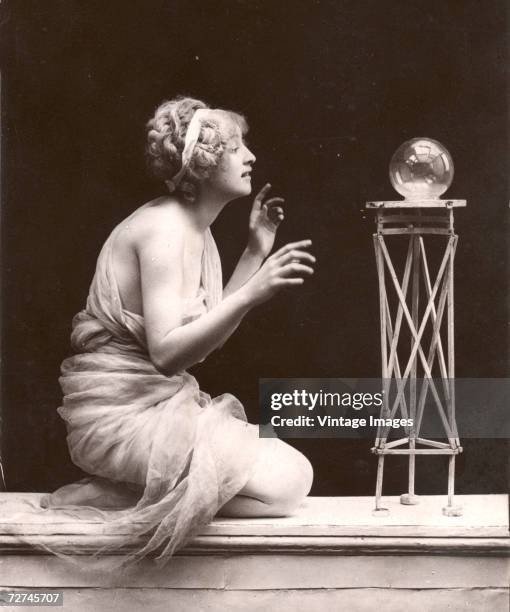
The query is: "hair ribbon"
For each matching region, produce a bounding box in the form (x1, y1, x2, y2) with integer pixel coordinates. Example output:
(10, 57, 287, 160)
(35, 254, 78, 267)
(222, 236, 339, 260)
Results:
(165, 108, 214, 193)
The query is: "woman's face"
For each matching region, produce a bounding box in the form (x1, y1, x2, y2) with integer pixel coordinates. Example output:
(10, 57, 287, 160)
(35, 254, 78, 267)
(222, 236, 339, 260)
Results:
(206, 120, 256, 200)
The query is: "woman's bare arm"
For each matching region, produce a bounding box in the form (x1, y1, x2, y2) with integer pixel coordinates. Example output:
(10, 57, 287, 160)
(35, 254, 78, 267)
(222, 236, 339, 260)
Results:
(138, 223, 251, 375)
(138, 223, 314, 377)
(223, 183, 285, 299)
(222, 245, 264, 299)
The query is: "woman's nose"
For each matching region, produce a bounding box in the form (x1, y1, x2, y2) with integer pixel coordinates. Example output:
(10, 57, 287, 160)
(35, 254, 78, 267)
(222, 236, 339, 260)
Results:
(245, 147, 256, 165)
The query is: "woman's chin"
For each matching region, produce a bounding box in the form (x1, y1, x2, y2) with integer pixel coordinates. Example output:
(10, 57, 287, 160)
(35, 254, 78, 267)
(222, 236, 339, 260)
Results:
(221, 183, 252, 203)
(232, 185, 252, 199)
(242, 181, 253, 196)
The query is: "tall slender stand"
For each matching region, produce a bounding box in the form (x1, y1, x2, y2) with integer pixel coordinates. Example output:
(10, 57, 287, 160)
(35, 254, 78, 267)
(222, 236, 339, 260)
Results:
(366, 199, 466, 517)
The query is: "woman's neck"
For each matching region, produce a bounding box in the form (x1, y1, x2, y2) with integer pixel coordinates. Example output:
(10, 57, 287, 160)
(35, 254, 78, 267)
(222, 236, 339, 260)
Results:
(172, 183, 233, 233)
(189, 193, 228, 231)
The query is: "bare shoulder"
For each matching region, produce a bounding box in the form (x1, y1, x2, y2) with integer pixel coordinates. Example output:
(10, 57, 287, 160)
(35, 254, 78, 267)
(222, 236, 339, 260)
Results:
(136, 199, 189, 242)
(121, 198, 196, 256)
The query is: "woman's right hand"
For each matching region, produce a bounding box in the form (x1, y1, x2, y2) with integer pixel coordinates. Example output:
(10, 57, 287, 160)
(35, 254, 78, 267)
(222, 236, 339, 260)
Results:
(241, 239, 315, 307)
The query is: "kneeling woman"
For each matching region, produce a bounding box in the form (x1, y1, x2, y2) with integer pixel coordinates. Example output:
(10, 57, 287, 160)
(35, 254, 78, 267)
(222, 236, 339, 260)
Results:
(44, 96, 314, 566)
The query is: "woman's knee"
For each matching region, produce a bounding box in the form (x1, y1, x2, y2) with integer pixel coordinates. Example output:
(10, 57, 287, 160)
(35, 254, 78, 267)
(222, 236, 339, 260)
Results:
(247, 440, 314, 514)
(276, 449, 313, 511)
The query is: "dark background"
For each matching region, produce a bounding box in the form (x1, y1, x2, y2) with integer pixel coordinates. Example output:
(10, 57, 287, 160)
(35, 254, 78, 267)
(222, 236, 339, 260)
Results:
(1, 0, 508, 495)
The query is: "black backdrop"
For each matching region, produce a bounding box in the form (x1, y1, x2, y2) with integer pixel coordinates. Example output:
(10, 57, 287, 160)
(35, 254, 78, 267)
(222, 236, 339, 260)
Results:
(2, 0, 508, 494)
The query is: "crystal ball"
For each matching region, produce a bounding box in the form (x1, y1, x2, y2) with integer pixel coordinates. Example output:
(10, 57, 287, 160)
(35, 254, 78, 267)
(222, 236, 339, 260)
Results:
(389, 138, 454, 200)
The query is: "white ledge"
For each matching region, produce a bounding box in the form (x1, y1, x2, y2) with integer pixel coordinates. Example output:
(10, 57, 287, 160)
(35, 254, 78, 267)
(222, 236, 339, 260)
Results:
(0, 494, 508, 556)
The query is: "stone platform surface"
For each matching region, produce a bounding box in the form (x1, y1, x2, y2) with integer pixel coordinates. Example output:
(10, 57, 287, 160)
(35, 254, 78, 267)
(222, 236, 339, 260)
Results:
(0, 494, 508, 611)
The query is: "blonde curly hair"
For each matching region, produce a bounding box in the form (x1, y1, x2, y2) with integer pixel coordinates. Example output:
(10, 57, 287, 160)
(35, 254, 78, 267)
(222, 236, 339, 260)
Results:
(146, 96, 248, 202)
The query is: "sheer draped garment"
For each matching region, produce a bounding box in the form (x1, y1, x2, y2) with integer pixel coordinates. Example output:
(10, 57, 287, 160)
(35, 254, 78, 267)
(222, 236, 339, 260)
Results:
(19, 225, 261, 568)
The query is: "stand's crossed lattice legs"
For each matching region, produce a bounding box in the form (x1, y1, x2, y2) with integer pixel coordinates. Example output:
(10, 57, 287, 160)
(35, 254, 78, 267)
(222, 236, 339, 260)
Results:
(372, 229, 462, 517)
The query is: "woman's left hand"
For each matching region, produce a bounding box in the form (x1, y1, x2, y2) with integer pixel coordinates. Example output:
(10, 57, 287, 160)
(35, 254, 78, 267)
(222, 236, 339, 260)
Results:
(247, 183, 284, 258)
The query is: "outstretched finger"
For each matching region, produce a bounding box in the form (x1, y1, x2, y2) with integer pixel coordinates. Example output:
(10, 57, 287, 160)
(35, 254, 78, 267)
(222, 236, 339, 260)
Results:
(280, 262, 315, 277)
(278, 250, 316, 265)
(253, 183, 272, 209)
(264, 197, 285, 208)
(275, 277, 305, 287)
(273, 240, 313, 257)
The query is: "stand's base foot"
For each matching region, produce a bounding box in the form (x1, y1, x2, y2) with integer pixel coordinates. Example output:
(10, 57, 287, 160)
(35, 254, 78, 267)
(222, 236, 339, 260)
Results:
(442, 505, 463, 517)
(372, 507, 390, 517)
(400, 493, 420, 505)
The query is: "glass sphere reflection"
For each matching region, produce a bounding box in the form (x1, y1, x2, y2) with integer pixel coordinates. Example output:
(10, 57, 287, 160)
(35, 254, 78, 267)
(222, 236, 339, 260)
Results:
(389, 138, 454, 200)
